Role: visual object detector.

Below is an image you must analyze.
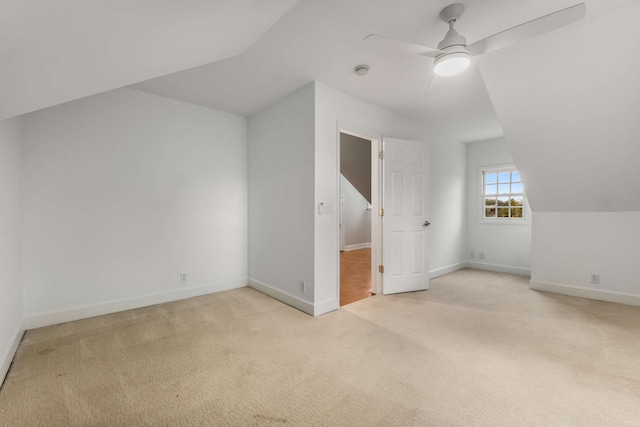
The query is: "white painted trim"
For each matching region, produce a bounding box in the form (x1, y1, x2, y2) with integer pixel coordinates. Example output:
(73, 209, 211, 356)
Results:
(337, 126, 382, 298)
(339, 195, 345, 251)
(248, 278, 314, 316)
(339, 126, 383, 143)
(314, 298, 339, 316)
(476, 163, 531, 225)
(370, 137, 382, 296)
(25, 279, 247, 329)
(467, 261, 531, 276)
(1, 319, 25, 387)
(430, 262, 467, 279)
(530, 280, 640, 307)
(343, 243, 372, 251)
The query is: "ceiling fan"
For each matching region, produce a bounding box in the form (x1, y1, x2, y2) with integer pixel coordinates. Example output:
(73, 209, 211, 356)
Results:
(364, 3, 586, 84)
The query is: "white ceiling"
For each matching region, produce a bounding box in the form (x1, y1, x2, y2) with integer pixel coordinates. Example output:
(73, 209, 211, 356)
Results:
(0, 0, 298, 120)
(3, 0, 632, 142)
(132, 0, 630, 142)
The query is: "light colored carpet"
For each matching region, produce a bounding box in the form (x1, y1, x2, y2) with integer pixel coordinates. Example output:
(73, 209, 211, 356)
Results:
(2, 268, 640, 426)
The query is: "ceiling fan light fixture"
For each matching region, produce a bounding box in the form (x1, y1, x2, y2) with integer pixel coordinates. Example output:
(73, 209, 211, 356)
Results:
(433, 51, 470, 76)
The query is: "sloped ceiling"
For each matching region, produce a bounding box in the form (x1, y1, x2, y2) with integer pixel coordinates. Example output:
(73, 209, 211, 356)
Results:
(479, 1, 640, 212)
(0, 0, 298, 120)
(132, 0, 632, 142)
(3, 0, 635, 144)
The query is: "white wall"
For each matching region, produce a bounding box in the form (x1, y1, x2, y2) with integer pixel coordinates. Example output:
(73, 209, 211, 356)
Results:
(340, 174, 371, 248)
(479, 3, 640, 304)
(429, 132, 467, 277)
(0, 118, 24, 383)
(315, 82, 467, 311)
(21, 88, 248, 327)
(248, 81, 465, 315)
(247, 84, 316, 312)
(531, 212, 640, 305)
(466, 138, 531, 275)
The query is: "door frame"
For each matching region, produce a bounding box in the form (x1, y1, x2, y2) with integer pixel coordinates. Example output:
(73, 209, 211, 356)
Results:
(339, 195, 345, 251)
(337, 127, 382, 297)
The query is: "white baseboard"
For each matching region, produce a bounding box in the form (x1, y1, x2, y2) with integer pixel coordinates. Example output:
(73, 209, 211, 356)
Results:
(1, 319, 25, 387)
(467, 261, 531, 277)
(25, 279, 247, 330)
(248, 278, 315, 316)
(343, 243, 372, 251)
(314, 298, 339, 316)
(430, 262, 467, 279)
(530, 280, 640, 307)
(247, 278, 337, 317)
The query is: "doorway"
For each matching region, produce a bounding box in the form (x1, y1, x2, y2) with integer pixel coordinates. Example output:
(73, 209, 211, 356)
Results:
(337, 132, 431, 306)
(339, 131, 378, 306)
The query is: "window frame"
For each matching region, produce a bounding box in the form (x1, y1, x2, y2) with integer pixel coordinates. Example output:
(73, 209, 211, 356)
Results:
(478, 164, 528, 225)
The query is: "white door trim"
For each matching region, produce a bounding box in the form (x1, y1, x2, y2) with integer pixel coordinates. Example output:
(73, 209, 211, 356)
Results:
(339, 195, 345, 251)
(338, 127, 382, 298)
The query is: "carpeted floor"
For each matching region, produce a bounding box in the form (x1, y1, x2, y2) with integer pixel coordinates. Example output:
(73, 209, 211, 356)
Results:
(2, 268, 640, 426)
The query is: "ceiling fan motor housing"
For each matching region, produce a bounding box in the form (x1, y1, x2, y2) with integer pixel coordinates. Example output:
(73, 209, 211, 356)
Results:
(437, 28, 468, 51)
(436, 3, 469, 57)
(434, 10, 471, 76)
(436, 27, 470, 69)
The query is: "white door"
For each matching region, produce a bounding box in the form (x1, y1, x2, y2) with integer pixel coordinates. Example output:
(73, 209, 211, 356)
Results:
(381, 138, 430, 294)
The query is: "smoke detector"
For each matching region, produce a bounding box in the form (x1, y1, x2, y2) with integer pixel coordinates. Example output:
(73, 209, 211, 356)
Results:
(354, 64, 370, 76)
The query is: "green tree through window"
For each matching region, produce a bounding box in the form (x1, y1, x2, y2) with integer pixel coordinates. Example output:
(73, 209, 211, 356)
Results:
(483, 168, 524, 219)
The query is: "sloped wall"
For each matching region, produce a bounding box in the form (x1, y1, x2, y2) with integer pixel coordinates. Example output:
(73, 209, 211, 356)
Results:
(479, 3, 640, 303)
(479, 3, 640, 213)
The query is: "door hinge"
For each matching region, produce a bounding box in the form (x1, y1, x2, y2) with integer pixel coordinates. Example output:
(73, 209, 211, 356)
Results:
(379, 265, 384, 274)
(379, 208, 384, 217)
(378, 151, 384, 160)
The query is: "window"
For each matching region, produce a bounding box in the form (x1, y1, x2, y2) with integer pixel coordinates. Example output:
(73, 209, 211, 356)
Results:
(483, 167, 524, 220)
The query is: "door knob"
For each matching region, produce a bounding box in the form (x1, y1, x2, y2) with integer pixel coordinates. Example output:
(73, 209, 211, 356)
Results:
(423, 221, 431, 227)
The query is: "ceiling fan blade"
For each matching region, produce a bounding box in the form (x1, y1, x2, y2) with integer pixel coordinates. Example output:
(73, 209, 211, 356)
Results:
(423, 75, 436, 98)
(364, 34, 444, 58)
(467, 3, 586, 56)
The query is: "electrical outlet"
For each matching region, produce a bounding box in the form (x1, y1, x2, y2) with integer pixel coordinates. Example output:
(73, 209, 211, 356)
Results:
(590, 274, 600, 284)
(479, 252, 485, 260)
(300, 281, 306, 293)
(469, 251, 475, 259)
(180, 272, 188, 283)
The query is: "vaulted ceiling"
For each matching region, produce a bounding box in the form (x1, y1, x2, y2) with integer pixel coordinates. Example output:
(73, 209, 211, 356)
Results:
(131, 0, 632, 142)
(480, 1, 640, 212)
(1, 0, 635, 143)
(0, 0, 297, 120)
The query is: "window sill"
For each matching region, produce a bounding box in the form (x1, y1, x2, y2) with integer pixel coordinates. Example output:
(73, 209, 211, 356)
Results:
(479, 218, 529, 225)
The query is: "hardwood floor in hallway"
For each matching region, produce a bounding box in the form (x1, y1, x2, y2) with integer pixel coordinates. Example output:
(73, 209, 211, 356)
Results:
(340, 248, 372, 306)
